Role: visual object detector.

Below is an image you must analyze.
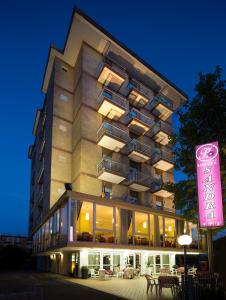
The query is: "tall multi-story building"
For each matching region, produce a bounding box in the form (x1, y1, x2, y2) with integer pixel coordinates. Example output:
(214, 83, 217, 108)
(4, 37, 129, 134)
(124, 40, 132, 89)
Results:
(28, 8, 206, 275)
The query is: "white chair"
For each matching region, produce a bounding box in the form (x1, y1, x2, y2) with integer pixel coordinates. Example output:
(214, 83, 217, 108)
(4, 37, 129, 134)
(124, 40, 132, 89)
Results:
(90, 268, 96, 278)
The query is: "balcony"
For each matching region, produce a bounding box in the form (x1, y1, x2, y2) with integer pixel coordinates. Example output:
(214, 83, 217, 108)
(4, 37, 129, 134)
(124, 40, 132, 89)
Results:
(127, 88, 149, 108)
(127, 108, 153, 134)
(126, 139, 151, 163)
(97, 88, 129, 120)
(97, 158, 126, 184)
(97, 122, 130, 152)
(127, 170, 152, 192)
(151, 175, 173, 198)
(151, 149, 174, 171)
(147, 95, 174, 121)
(149, 120, 172, 145)
(97, 58, 126, 89)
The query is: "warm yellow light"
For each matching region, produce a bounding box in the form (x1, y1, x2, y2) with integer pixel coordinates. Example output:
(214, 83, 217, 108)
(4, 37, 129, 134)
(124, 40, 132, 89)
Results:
(168, 226, 172, 232)
(85, 212, 89, 221)
(143, 222, 147, 229)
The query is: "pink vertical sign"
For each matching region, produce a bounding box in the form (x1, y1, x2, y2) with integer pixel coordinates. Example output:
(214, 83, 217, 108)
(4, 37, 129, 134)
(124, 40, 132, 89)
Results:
(196, 141, 224, 228)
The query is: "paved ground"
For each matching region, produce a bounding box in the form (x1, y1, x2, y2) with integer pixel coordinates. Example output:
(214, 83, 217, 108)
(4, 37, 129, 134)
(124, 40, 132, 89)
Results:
(0, 271, 173, 300)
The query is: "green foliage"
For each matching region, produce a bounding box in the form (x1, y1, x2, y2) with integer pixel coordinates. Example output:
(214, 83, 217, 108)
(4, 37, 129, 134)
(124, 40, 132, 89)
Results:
(172, 66, 226, 219)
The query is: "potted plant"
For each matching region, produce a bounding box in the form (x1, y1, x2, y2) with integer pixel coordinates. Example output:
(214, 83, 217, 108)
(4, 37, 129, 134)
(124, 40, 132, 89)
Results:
(81, 266, 89, 279)
(172, 264, 178, 274)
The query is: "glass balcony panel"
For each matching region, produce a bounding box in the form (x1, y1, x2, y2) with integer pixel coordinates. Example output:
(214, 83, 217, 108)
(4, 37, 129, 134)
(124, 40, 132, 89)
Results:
(97, 158, 126, 184)
(97, 59, 126, 90)
(149, 121, 172, 146)
(97, 88, 128, 120)
(127, 108, 153, 133)
(97, 122, 130, 152)
(127, 169, 152, 192)
(127, 139, 151, 162)
(151, 148, 174, 171)
(128, 88, 149, 108)
(147, 95, 174, 121)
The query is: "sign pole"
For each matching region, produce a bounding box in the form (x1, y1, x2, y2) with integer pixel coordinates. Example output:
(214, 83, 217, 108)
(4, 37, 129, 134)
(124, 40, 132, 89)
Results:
(207, 229, 213, 273)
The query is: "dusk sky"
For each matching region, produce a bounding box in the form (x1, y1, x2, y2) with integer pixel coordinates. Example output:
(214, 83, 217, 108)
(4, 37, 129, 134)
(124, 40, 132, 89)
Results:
(0, 0, 226, 236)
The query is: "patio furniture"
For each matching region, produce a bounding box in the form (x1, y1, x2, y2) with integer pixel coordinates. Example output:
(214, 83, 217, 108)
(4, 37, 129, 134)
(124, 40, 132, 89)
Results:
(158, 275, 179, 297)
(123, 267, 134, 279)
(89, 268, 99, 278)
(99, 269, 112, 280)
(160, 268, 170, 275)
(176, 267, 184, 275)
(145, 275, 158, 296)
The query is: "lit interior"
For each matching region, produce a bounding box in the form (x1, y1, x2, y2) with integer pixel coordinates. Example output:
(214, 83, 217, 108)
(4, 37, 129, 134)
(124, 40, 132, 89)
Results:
(152, 131, 170, 146)
(98, 66, 125, 87)
(128, 89, 149, 106)
(128, 119, 150, 132)
(152, 103, 173, 121)
(98, 99, 126, 119)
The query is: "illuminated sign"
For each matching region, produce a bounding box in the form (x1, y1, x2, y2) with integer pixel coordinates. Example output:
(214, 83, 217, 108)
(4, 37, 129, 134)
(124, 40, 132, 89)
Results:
(196, 141, 224, 228)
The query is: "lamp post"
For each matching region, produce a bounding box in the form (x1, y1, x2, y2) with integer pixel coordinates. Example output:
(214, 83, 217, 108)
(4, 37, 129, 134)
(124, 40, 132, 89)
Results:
(178, 234, 192, 300)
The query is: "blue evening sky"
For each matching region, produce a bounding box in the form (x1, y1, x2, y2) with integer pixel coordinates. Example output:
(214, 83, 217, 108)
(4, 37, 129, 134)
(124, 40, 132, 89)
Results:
(0, 0, 226, 236)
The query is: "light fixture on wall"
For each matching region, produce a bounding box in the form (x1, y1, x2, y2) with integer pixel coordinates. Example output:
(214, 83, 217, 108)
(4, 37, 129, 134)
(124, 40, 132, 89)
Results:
(143, 222, 147, 229)
(168, 226, 172, 232)
(85, 212, 90, 221)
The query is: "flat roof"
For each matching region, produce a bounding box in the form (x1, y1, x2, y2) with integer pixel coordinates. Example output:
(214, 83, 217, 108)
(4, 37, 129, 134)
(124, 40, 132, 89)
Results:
(41, 7, 187, 101)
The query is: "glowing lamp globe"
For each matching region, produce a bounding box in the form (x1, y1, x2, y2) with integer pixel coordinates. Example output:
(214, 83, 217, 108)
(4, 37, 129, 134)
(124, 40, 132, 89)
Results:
(178, 234, 192, 246)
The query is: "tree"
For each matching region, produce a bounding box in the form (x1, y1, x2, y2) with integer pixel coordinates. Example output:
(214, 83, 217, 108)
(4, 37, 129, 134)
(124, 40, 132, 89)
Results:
(168, 66, 226, 220)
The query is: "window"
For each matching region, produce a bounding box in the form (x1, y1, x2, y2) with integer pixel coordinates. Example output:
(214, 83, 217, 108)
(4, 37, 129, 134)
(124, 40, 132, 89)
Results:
(162, 254, 170, 269)
(103, 254, 111, 270)
(149, 214, 154, 246)
(77, 201, 93, 241)
(159, 216, 164, 247)
(88, 252, 100, 271)
(165, 218, 176, 247)
(113, 254, 120, 267)
(155, 255, 161, 273)
(134, 212, 149, 246)
(95, 205, 114, 243)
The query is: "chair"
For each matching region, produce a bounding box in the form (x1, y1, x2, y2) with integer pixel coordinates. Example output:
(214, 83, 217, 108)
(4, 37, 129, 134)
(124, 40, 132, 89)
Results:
(99, 269, 112, 280)
(90, 268, 97, 278)
(160, 268, 170, 275)
(123, 267, 134, 279)
(145, 275, 158, 295)
(158, 276, 179, 297)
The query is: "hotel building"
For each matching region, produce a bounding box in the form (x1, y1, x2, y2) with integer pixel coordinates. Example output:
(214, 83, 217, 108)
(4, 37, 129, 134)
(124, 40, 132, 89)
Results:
(28, 8, 206, 276)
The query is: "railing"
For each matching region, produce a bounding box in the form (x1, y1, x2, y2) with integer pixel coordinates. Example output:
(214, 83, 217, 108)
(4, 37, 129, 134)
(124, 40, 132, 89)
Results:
(149, 120, 172, 136)
(127, 139, 151, 157)
(97, 122, 130, 143)
(147, 95, 174, 111)
(37, 159, 44, 184)
(97, 56, 127, 81)
(97, 158, 127, 176)
(127, 170, 153, 187)
(129, 108, 154, 128)
(97, 87, 129, 111)
(151, 148, 174, 164)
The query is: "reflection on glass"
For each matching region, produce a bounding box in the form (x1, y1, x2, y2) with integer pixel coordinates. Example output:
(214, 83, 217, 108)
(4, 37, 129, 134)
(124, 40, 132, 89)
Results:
(165, 218, 176, 247)
(134, 212, 149, 245)
(103, 254, 111, 270)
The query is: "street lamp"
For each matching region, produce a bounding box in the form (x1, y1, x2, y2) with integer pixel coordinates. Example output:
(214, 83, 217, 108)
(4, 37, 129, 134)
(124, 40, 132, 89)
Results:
(178, 234, 192, 300)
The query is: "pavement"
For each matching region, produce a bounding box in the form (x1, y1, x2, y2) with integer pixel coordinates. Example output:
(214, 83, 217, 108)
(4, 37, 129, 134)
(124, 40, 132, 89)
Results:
(0, 271, 173, 300)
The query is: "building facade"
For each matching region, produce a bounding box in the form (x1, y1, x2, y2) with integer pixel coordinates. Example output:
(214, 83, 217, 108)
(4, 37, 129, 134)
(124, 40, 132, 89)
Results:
(0, 235, 32, 250)
(28, 8, 206, 276)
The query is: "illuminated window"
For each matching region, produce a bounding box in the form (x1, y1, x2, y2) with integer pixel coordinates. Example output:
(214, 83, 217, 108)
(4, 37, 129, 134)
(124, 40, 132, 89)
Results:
(134, 212, 149, 246)
(95, 204, 114, 243)
(165, 218, 176, 247)
(77, 201, 93, 241)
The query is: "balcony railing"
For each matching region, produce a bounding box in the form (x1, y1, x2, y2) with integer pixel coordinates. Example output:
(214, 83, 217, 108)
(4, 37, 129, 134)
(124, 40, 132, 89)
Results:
(127, 108, 153, 133)
(37, 159, 44, 184)
(151, 148, 174, 171)
(97, 88, 129, 120)
(97, 122, 130, 152)
(148, 95, 174, 111)
(127, 139, 151, 162)
(148, 121, 172, 145)
(147, 95, 174, 121)
(126, 170, 153, 191)
(97, 158, 127, 184)
(97, 57, 127, 89)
